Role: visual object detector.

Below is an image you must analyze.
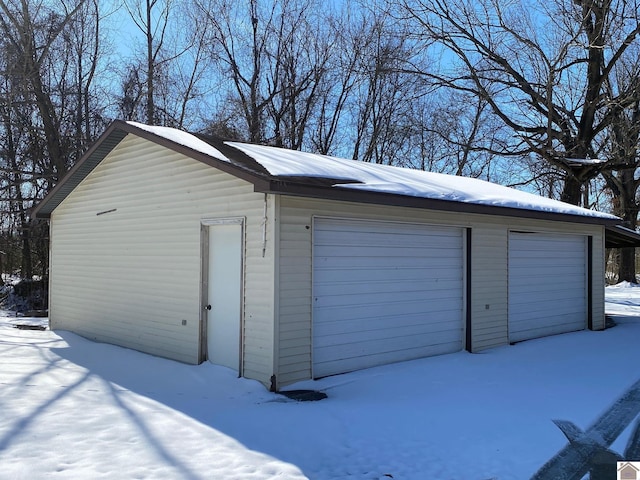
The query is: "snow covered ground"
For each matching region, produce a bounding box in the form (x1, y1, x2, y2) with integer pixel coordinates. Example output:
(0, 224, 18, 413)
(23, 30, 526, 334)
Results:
(1, 284, 640, 480)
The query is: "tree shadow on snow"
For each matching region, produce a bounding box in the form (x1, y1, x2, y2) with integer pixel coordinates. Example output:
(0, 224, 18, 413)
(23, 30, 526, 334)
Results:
(605, 313, 640, 326)
(49, 330, 306, 479)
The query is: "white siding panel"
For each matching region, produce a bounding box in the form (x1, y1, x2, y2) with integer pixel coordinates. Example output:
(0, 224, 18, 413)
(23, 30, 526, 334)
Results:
(50, 135, 275, 385)
(508, 233, 587, 342)
(312, 218, 464, 378)
(591, 229, 605, 330)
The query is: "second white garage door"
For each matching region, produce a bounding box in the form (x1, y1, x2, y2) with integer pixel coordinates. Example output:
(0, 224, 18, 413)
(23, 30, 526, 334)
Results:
(508, 232, 587, 343)
(312, 218, 464, 378)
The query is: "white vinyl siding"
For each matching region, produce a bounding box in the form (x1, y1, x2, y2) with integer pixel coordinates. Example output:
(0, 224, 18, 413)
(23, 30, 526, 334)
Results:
(508, 233, 587, 342)
(312, 218, 464, 378)
(49, 135, 276, 385)
(275, 196, 605, 389)
(591, 230, 606, 330)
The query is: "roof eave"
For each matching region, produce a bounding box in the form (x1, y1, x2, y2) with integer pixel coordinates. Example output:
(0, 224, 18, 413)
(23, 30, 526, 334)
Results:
(257, 180, 619, 226)
(33, 122, 128, 219)
(605, 225, 640, 248)
(33, 120, 617, 227)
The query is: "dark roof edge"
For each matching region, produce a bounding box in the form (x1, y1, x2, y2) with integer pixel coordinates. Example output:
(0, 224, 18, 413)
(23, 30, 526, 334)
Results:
(260, 180, 619, 226)
(33, 122, 126, 219)
(605, 225, 640, 248)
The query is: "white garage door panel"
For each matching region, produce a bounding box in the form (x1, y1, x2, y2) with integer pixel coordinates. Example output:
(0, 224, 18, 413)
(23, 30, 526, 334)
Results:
(314, 265, 457, 283)
(315, 321, 462, 350)
(315, 328, 462, 361)
(511, 261, 584, 274)
(314, 297, 461, 323)
(316, 337, 460, 376)
(313, 218, 464, 378)
(509, 233, 586, 343)
(512, 299, 585, 317)
(511, 311, 583, 327)
(315, 225, 459, 243)
(315, 312, 459, 338)
(315, 253, 461, 270)
(510, 316, 583, 340)
(509, 287, 585, 304)
(315, 277, 460, 297)
(314, 282, 462, 308)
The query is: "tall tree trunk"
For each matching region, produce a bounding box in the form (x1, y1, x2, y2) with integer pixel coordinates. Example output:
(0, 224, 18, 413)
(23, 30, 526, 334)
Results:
(619, 207, 639, 283)
(619, 247, 636, 283)
(604, 168, 640, 283)
(560, 174, 583, 206)
(20, 218, 32, 280)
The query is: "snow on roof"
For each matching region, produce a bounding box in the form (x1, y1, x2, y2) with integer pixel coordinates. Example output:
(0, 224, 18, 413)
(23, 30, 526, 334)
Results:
(128, 122, 230, 161)
(127, 122, 616, 220)
(227, 142, 617, 220)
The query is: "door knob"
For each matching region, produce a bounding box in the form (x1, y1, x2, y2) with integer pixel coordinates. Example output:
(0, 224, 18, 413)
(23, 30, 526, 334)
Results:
(204, 304, 211, 311)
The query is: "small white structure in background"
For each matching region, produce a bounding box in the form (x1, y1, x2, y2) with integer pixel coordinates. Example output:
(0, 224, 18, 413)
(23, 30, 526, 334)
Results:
(34, 121, 622, 390)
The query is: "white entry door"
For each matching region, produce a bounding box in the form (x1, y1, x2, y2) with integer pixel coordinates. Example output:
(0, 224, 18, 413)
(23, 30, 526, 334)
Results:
(206, 222, 243, 371)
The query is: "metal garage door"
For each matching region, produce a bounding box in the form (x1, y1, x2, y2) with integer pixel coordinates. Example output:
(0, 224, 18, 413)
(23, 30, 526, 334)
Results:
(312, 218, 464, 378)
(508, 232, 587, 343)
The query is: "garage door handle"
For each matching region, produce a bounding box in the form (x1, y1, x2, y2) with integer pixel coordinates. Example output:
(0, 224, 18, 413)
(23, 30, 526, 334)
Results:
(204, 304, 211, 311)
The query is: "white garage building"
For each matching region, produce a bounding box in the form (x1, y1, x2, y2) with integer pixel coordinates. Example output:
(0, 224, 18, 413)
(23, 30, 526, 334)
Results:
(34, 121, 619, 390)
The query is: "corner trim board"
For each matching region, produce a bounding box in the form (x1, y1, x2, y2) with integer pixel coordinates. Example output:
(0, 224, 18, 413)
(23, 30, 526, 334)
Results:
(466, 228, 473, 352)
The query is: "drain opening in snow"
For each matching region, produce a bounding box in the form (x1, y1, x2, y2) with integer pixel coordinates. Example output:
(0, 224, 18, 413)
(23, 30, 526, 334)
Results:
(279, 390, 327, 401)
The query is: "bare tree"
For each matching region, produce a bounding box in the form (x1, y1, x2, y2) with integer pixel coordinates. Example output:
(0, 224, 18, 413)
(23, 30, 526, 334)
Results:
(307, 8, 368, 155)
(67, 0, 106, 152)
(601, 60, 640, 282)
(411, 90, 507, 180)
(398, 0, 640, 206)
(123, 0, 167, 124)
(0, 0, 87, 184)
(194, 0, 273, 142)
(0, 0, 106, 281)
(264, 4, 332, 150)
(170, 4, 213, 129)
(349, 13, 421, 164)
(195, 0, 337, 146)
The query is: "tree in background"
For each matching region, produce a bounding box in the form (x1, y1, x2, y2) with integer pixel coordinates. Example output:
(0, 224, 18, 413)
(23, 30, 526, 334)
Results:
(412, 90, 508, 180)
(121, 0, 173, 125)
(398, 0, 640, 206)
(601, 57, 640, 282)
(348, 9, 424, 164)
(66, 0, 105, 156)
(0, 0, 105, 280)
(2, 0, 639, 284)
(194, 0, 331, 145)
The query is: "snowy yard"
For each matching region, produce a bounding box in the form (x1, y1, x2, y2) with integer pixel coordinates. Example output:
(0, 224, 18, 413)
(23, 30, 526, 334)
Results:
(2, 284, 640, 479)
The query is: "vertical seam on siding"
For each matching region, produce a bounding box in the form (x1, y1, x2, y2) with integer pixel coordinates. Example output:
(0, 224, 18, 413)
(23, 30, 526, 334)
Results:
(47, 219, 54, 330)
(466, 228, 473, 352)
(310, 214, 316, 380)
(261, 194, 268, 258)
(272, 194, 281, 390)
(588, 236, 593, 330)
(198, 224, 209, 363)
(506, 230, 511, 343)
